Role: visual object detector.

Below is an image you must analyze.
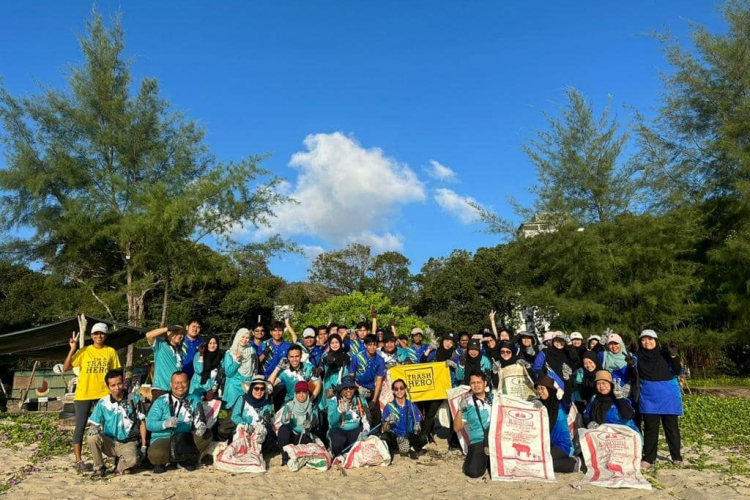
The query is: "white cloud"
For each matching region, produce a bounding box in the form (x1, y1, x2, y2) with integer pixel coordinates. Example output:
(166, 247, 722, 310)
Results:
(425, 160, 457, 182)
(250, 132, 425, 252)
(434, 188, 483, 224)
(300, 244, 325, 260)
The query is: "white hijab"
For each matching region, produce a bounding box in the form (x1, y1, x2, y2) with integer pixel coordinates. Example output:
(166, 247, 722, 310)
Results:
(231, 328, 257, 378)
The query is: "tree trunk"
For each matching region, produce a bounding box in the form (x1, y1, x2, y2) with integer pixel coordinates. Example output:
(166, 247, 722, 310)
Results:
(160, 268, 170, 327)
(125, 248, 136, 382)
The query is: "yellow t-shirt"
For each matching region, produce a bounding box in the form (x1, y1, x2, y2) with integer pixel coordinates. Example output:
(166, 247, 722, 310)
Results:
(71, 346, 121, 400)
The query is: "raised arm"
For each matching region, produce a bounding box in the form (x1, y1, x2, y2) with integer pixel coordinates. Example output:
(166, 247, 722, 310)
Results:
(489, 310, 498, 337)
(62, 331, 80, 372)
(285, 317, 298, 344)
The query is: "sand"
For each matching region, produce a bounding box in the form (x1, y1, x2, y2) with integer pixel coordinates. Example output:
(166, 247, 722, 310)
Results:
(3, 438, 749, 500)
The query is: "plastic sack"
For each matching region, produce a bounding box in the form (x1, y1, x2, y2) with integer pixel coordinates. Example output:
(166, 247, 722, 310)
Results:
(489, 395, 556, 482)
(497, 364, 536, 400)
(446, 386, 471, 454)
(283, 437, 331, 472)
(578, 424, 650, 490)
(213, 424, 267, 473)
(341, 436, 391, 469)
(201, 399, 222, 429)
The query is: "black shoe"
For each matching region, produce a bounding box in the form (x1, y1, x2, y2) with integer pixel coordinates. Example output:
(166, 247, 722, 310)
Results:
(153, 465, 166, 474)
(408, 451, 418, 460)
(177, 462, 196, 472)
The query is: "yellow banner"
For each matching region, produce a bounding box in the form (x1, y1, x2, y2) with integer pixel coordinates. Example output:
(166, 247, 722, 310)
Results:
(389, 362, 453, 402)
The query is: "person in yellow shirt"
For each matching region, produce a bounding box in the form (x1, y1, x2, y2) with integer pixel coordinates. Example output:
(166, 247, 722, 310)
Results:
(62, 322, 121, 473)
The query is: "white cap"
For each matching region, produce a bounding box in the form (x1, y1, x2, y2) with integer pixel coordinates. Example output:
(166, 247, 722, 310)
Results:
(91, 323, 108, 334)
(569, 332, 583, 341)
(639, 329, 658, 339)
(302, 327, 316, 338)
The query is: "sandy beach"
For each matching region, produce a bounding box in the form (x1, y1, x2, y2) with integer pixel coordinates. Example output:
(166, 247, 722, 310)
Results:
(3, 436, 749, 500)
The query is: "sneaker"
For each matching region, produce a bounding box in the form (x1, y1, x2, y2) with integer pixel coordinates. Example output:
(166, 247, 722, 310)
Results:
(153, 465, 167, 474)
(408, 451, 418, 460)
(671, 459, 683, 466)
(640, 461, 651, 470)
(177, 462, 196, 472)
(73, 461, 89, 474)
(91, 467, 106, 479)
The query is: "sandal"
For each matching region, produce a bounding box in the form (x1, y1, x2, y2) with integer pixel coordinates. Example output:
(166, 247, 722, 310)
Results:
(91, 467, 106, 479)
(73, 461, 89, 474)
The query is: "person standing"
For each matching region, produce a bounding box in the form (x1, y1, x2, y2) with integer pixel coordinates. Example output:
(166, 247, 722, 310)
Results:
(180, 320, 204, 380)
(189, 335, 223, 399)
(63, 323, 121, 473)
(348, 334, 386, 425)
(146, 324, 185, 400)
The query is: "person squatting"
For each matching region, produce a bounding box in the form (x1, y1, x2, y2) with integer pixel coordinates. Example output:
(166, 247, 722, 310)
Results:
(68, 310, 684, 478)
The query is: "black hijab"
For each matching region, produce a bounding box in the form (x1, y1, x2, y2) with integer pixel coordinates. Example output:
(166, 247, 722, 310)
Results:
(484, 337, 501, 362)
(590, 383, 615, 425)
(244, 384, 270, 409)
(579, 351, 602, 401)
(326, 334, 350, 370)
(436, 338, 456, 362)
(498, 341, 519, 368)
(200, 335, 223, 385)
(637, 339, 674, 382)
(462, 349, 484, 385)
(536, 375, 560, 429)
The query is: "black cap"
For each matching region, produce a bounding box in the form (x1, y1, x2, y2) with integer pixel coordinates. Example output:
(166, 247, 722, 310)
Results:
(468, 339, 481, 351)
(442, 332, 456, 342)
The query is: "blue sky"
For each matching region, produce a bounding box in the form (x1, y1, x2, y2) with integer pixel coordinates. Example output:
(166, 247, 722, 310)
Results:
(0, 1, 726, 281)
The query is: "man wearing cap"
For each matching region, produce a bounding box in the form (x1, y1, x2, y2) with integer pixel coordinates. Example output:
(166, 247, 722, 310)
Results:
(63, 322, 122, 473)
(268, 344, 321, 405)
(349, 334, 386, 425)
(286, 318, 323, 367)
(398, 328, 430, 364)
(327, 378, 371, 457)
(146, 324, 186, 400)
(180, 319, 204, 380)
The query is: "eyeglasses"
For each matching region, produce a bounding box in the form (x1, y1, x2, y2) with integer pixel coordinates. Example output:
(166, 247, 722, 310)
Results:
(500, 349, 512, 354)
(393, 386, 406, 391)
(252, 386, 265, 392)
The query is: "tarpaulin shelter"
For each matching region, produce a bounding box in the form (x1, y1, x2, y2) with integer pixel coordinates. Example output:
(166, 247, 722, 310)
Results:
(0, 315, 147, 362)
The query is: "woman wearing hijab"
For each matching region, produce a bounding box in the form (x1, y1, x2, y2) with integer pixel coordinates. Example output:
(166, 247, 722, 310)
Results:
(573, 351, 601, 414)
(190, 335, 223, 398)
(583, 370, 639, 434)
(636, 329, 683, 469)
(515, 331, 539, 366)
(587, 335, 605, 353)
(222, 328, 258, 411)
(598, 333, 637, 401)
(420, 333, 458, 444)
(278, 381, 319, 466)
(532, 333, 575, 403)
(454, 339, 493, 387)
(535, 375, 582, 473)
(231, 375, 276, 451)
(327, 378, 371, 457)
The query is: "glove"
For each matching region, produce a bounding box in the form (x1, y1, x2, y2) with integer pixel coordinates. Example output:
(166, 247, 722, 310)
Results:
(261, 413, 273, 426)
(357, 430, 368, 442)
(525, 345, 535, 356)
(413, 422, 421, 434)
(194, 421, 207, 437)
(429, 336, 439, 350)
(359, 387, 372, 400)
(302, 419, 312, 431)
(561, 363, 572, 381)
(445, 360, 457, 370)
(325, 355, 336, 365)
(313, 366, 324, 377)
(616, 383, 631, 399)
(140, 445, 147, 457)
(386, 413, 399, 425)
(531, 399, 544, 409)
(277, 358, 290, 371)
(262, 346, 272, 357)
(458, 396, 470, 412)
(625, 353, 636, 368)
(244, 424, 255, 436)
(324, 389, 335, 399)
(403, 359, 414, 365)
(87, 424, 102, 436)
(587, 421, 599, 429)
(492, 360, 503, 374)
(667, 343, 679, 358)
(516, 359, 531, 369)
(459, 354, 466, 367)
(162, 416, 179, 429)
(385, 359, 399, 369)
(204, 389, 216, 402)
(338, 400, 349, 414)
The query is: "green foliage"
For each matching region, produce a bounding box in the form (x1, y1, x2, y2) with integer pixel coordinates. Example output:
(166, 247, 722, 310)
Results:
(296, 291, 428, 335)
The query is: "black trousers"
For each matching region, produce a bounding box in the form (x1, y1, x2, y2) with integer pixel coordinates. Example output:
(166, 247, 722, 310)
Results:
(420, 400, 442, 440)
(642, 413, 681, 463)
(551, 445, 577, 473)
(463, 442, 489, 478)
(328, 427, 362, 457)
(380, 430, 425, 455)
(278, 426, 315, 462)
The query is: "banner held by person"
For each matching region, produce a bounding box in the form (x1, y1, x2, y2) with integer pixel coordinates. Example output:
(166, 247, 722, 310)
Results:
(489, 395, 556, 482)
(389, 362, 452, 402)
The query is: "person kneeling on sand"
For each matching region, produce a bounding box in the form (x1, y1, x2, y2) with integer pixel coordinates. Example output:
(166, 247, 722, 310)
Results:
(87, 369, 146, 478)
(453, 371, 493, 478)
(380, 378, 425, 460)
(146, 371, 211, 473)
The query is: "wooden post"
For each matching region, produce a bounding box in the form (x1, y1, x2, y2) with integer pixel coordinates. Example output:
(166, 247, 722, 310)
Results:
(21, 360, 39, 410)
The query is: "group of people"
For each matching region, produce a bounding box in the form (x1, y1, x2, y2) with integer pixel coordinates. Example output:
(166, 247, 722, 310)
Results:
(63, 309, 684, 479)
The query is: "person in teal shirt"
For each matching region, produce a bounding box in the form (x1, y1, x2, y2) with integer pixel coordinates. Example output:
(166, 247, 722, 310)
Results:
(268, 344, 321, 404)
(145, 371, 211, 473)
(87, 369, 146, 477)
(189, 335, 223, 399)
(278, 381, 319, 466)
(454, 339, 493, 387)
(454, 371, 493, 478)
(327, 378, 371, 457)
(146, 324, 186, 400)
(222, 328, 258, 411)
(231, 375, 276, 452)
